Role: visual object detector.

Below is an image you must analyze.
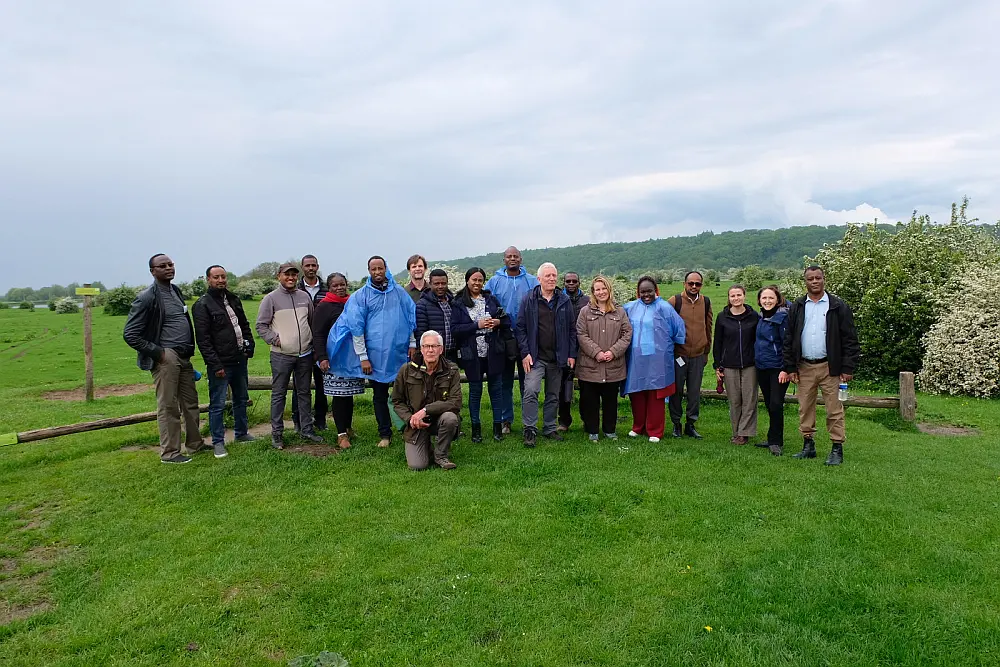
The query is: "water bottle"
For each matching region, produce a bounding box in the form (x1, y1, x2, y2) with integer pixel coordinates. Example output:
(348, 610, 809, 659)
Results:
(193, 369, 203, 381)
(838, 382, 848, 401)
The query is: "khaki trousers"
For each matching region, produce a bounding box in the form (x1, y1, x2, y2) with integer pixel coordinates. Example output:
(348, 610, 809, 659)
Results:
(405, 412, 460, 471)
(151, 348, 205, 460)
(723, 366, 758, 437)
(797, 361, 846, 443)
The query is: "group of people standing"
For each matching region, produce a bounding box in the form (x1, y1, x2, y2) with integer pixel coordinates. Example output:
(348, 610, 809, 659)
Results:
(123, 251, 858, 470)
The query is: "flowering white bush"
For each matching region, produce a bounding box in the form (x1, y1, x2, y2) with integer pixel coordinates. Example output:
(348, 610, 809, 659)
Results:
(427, 264, 474, 294)
(54, 297, 79, 314)
(918, 264, 1000, 398)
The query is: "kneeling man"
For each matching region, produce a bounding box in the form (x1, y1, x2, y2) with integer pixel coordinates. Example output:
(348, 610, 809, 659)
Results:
(392, 330, 462, 470)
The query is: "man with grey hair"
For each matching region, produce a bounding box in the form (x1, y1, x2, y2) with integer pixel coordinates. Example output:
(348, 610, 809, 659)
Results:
(392, 330, 462, 470)
(515, 262, 578, 447)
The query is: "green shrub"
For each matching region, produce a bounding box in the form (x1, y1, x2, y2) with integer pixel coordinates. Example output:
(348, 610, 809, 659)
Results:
(103, 284, 139, 316)
(48, 299, 58, 311)
(812, 199, 1000, 377)
(18, 300, 33, 310)
(919, 263, 1000, 398)
(55, 297, 79, 314)
(232, 278, 278, 301)
(0, 302, 9, 309)
(190, 277, 207, 298)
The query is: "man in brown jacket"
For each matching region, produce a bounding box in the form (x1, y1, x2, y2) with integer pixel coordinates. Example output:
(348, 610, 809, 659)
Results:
(392, 330, 462, 470)
(667, 271, 713, 439)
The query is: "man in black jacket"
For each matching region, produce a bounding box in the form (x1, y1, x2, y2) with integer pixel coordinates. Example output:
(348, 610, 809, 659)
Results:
(415, 269, 476, 365)
(193, 265, 256, 458)
(123, 254, 206, 464)
(781, 265, 860, 465)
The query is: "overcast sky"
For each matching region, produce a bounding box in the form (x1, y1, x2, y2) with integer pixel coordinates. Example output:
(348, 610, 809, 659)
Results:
(2, 0, 997, 291)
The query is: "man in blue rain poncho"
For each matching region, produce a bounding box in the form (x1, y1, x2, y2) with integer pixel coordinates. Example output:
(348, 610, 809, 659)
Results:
(484, 246, 539, 435)
(622, 275, 686, 443)
(327, 256, 416, 448)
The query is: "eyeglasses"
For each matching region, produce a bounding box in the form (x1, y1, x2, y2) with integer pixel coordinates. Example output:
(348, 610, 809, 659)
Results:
(686, 281, 702, 286)
(420, 344, 443, 349)
(153, 262, 174, 269)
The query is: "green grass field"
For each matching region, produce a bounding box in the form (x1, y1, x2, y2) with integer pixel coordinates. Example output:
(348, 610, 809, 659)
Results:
(2, 293, 999, 666)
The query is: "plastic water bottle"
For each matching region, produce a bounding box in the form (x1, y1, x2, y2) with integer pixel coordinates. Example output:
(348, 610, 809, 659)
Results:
(838, 382, 848, 401)
(193, 369, 203, 381)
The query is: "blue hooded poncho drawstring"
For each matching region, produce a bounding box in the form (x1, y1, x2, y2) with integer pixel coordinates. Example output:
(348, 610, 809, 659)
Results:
(327, 263, 417, 385)
(622, 296, 686, 395)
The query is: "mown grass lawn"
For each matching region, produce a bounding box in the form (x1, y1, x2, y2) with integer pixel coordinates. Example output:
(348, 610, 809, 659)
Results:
(1, 305, 999, 666)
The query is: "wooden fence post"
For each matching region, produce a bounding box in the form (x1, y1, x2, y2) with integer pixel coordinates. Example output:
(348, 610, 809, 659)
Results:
(899, 371, 916, 421)
(80, 283, 95, 402)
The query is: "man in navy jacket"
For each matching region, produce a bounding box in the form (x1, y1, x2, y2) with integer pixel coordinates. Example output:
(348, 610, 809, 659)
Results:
(515, 262, 578, 447)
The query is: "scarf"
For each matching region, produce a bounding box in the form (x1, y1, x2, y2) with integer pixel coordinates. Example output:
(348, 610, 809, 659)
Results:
(321, 292, 349, 304)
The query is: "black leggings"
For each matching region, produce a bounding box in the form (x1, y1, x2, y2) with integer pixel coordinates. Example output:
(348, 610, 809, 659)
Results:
(331, 396, 354, 435)
(370, 380, 393, 437)
(578, 380, 621, 435)
(757, 368, 788, 446)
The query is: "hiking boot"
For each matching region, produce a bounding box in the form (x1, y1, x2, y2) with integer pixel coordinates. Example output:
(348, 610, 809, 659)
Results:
(793, 437, 816, 459)
(271, 436, 284, 450)
(471, 424, 483, 443)
(523, 428, 537, 448)
(556, 424, 569, 433)
(337, 433, 352, 450)
(377, 436, 391, 448)
(671, 423, 683, 438)
(544, 431, 564, 442)
(235, 434, 255, 443)
(502, 421, 512, 435)
(588, 433, 599, 442)
(684, 422, 703, 439)
(213, 442, 229, 458)
(436, 458, 458, 470)
(301, 432, 324, 444)
(161, 454, 192, 464)
(493, 422, 503, 442)
(825, 442, 844, 466)
(768, 444, 783, 456)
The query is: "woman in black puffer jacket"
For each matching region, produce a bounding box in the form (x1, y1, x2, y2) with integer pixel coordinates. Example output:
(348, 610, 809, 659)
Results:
(713, 284, 759, 445)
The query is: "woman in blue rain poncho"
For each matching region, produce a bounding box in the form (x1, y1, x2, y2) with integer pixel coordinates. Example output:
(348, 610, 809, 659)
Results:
(327, 256, 416, 448)
(623, 276, 686, 442)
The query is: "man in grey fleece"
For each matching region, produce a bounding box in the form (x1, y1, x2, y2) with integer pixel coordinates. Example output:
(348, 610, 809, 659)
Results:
(255, 262, 323, 448)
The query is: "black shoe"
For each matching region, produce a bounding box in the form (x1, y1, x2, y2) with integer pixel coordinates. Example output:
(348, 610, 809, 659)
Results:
(544, 431, 564, 442)
(471, 424, 482, 443)
(315, 421, 328, 432)
(768, 444, 783, 456)
(301, 432, 324, 444)
(235, 434, 255, 443)
(523, 428, 536, 448)
(825, 442, 844, 466)
(684, 422, 703, 439)
(793, 437, 816, 459)
(493, 422, 503, 441)
(161, 454, 192, 464)
(671, 423, 682, 438)
(272, 436, 284, 450)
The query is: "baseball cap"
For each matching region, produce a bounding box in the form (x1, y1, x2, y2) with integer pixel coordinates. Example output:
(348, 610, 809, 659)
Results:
(277, 262, 300, 275)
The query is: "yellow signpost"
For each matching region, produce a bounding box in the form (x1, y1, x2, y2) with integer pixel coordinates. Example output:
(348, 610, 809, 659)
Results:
(78, 284, 100, 401)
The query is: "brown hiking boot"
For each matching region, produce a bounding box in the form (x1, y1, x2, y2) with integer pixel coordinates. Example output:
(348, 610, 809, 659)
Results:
(337, 433, 352, 450)
(436, 458, 457, 470)
(377, 437, 391, 448)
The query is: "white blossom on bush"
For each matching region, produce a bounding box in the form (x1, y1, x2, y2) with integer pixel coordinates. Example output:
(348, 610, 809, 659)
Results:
(918, 264, 1000, 398)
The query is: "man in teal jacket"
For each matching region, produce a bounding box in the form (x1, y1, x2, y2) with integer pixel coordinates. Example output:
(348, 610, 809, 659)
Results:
(484, 246, 539, 434)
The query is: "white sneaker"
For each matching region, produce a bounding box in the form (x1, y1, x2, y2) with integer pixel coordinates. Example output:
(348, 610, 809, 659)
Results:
(649, 436, 660, 443)
(627, 430, 639, 438)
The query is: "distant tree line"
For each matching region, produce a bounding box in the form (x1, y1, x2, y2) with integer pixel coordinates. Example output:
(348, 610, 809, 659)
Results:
(3, 282, 107, 303)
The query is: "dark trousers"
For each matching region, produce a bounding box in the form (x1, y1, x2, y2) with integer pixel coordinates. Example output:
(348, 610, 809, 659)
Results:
(579, 380, 621, 435)
(292, 364, 328, 429)
(270, 351, 315, 438)
(467, 366, 503, 425)
(371, 380, 393, 437)
(500, 357, 526, 423)
(558, 367, 575, 427)
(757, 368, 788, 446)
(668, 353, 707, 426)
(207, 358, 249, 444)
(331, 396, 354, 436)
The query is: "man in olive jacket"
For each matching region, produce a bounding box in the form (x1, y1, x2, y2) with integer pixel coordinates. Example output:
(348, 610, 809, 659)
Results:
(193, 264, 255, 457)
(392, 330, 462, 470)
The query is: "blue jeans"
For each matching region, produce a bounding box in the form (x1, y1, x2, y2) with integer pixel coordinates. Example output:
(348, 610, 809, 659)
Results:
(500, 358, 526, 423)
(207, 359, 249, 444)
(468, 369, 503, 425)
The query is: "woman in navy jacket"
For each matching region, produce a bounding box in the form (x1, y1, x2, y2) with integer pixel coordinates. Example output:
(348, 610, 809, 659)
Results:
(754, 285, 790, 456)
(453, 267, 511, 442)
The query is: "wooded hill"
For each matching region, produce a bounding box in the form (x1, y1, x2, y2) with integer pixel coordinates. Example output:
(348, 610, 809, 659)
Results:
(427, 225, 868, 276)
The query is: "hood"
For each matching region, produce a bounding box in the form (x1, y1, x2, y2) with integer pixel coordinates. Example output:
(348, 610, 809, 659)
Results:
(493, 266, 529, 279)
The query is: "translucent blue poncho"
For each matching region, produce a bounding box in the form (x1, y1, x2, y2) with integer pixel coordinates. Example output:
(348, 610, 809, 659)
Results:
(622, 297, 686, 395)
(327, 266, 417, 385)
